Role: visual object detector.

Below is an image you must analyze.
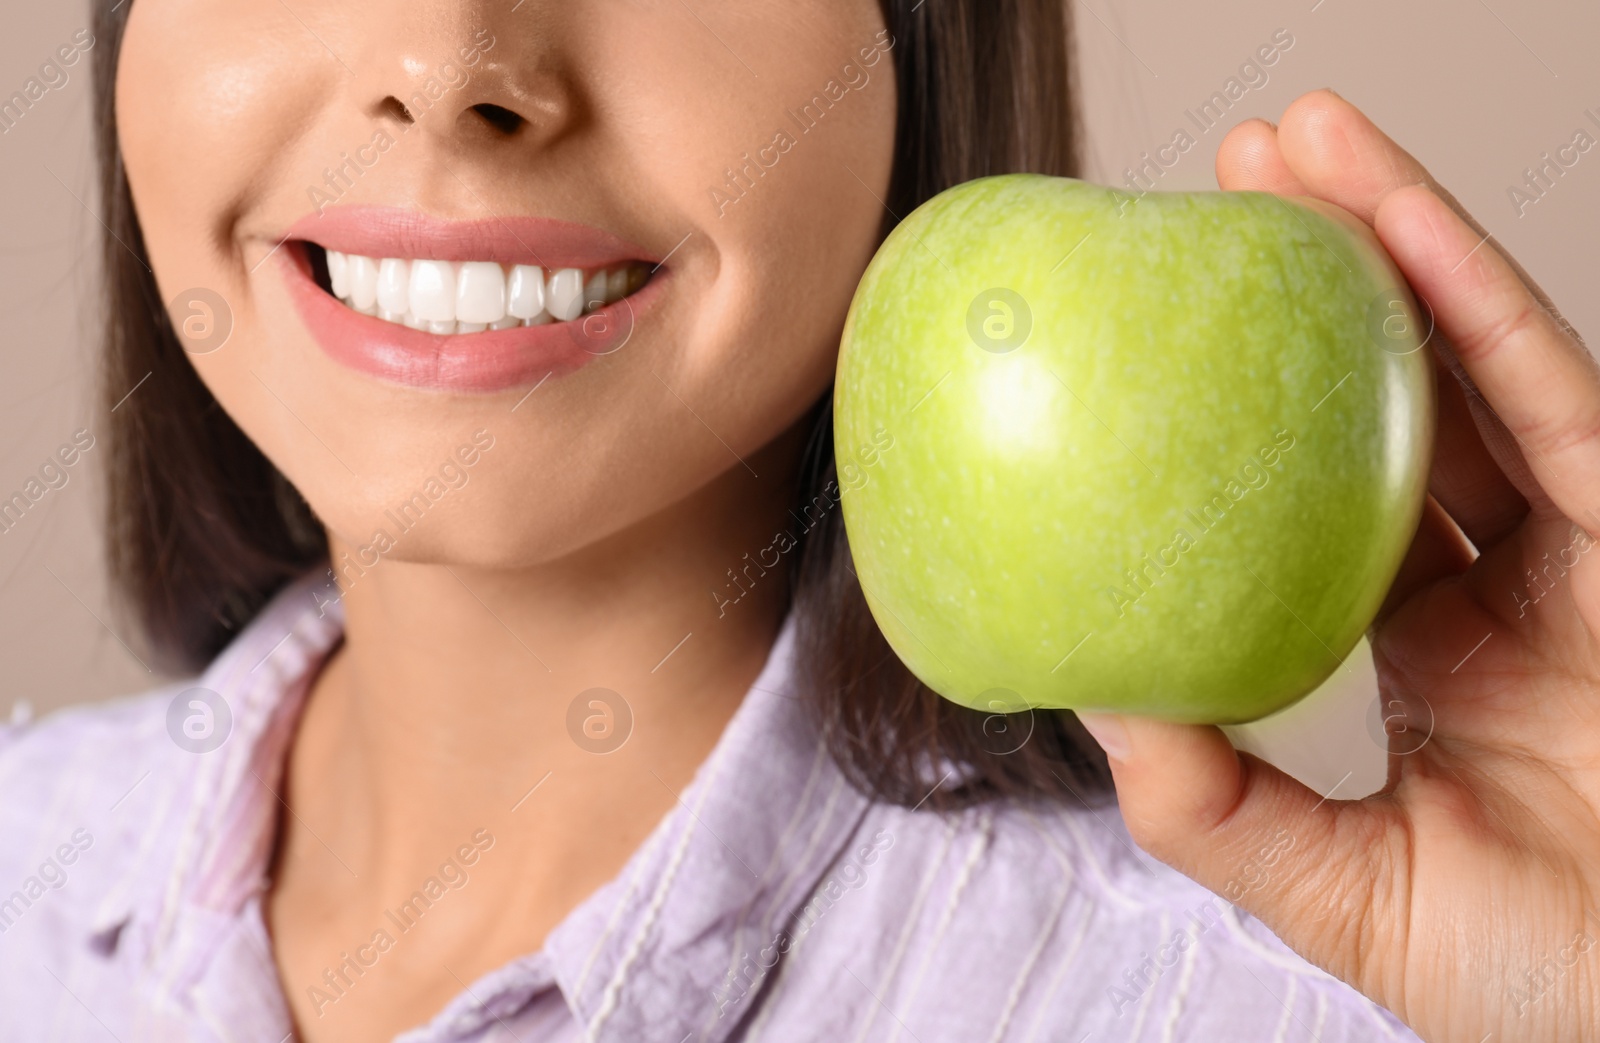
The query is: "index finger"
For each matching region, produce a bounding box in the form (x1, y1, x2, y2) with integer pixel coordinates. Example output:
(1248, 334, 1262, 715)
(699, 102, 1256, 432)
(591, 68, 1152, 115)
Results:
(1278, 91, 1597, 523)
(1278, 90, 1576, 339)
(1376, 183, 1600, 531)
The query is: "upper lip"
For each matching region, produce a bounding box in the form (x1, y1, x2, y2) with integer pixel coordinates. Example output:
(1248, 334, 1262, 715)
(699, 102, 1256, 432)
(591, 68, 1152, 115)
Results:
(283, 206, 662, 270)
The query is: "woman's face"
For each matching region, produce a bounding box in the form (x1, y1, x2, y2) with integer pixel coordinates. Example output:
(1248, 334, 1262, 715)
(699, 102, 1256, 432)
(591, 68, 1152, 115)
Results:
(116, 0, 895, 566)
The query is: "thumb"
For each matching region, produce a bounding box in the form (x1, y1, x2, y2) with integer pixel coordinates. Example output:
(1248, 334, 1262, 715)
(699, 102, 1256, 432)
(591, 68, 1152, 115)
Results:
(1075, 711, 1382, 988)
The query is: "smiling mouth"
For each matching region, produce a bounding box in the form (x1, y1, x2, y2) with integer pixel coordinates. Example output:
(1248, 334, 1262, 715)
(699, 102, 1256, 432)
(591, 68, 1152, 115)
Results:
(303, 242, 654, 337)
(279, 206, 666, 390)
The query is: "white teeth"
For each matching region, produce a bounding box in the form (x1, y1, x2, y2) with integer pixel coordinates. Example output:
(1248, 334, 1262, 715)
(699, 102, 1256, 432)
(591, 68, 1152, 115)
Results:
(456, 262, 507, 324)
(327, 251, 350, 299)
(410, 260, 458, 323)
(377, 258, 409, 315)
(583, 270, 608, 314)
(547, 268, 584, 322)
(506, 265, 545, 320)
(322, 249, 644, 335)
(347, 255, 379, 310)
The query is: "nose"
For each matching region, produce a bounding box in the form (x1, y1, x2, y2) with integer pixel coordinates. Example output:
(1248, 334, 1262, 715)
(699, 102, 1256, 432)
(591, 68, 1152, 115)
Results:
(349, 9, 574, 153)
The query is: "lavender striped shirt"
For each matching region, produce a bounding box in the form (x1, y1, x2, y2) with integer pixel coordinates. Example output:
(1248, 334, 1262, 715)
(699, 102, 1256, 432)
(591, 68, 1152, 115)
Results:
(0, 570, 1416, 1041)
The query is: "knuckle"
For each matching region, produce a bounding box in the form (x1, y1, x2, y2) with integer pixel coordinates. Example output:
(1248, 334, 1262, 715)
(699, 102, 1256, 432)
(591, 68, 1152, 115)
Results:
(1525, 405, 1600, 462)
(1453, 297, 1543, 365)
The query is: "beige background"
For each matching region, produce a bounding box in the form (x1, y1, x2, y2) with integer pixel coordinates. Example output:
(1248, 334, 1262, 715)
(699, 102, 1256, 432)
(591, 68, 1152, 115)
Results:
(2, 0, 1596, 795)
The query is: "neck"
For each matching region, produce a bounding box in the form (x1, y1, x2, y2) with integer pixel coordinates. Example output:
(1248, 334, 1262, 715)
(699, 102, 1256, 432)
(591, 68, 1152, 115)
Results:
(272, 415, 817, 953)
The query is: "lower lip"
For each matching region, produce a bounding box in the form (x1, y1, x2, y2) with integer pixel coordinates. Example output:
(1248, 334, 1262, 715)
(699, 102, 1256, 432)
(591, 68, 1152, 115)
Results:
(281, 244, 663, 392)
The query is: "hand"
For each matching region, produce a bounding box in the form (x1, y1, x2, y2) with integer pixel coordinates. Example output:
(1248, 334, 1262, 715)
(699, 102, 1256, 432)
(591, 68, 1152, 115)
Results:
(1075, 89, 1600, 1043)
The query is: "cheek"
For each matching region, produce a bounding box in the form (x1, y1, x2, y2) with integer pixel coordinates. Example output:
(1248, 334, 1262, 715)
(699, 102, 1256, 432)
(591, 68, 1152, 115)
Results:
(120, 0, 337, 292)
(119, 0, 349, 487)
(118, 1, 467, 551)
(605, 3, 896, 415)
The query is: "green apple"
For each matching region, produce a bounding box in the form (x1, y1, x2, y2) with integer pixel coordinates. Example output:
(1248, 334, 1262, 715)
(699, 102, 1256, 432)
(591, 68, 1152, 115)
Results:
(834, 174, 1434, 723)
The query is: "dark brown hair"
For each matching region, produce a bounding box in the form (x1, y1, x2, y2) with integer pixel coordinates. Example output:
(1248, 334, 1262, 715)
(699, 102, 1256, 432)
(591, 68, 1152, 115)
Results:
(91, 0, 1112, 808)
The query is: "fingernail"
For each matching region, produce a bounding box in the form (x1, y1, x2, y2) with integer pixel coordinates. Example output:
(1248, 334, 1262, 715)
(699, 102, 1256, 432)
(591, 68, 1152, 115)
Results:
(1075, 712, 1131, 762)
(1323, 87, 1345, 101)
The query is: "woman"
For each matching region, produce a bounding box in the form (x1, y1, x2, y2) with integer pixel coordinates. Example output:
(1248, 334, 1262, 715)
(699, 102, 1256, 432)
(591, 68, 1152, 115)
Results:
(1, 0, 1594, 1039)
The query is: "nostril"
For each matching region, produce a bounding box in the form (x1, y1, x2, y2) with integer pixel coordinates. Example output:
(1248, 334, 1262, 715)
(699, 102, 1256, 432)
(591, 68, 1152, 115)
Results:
(377, 96, 415, 125)
(471, 103, 525, 135)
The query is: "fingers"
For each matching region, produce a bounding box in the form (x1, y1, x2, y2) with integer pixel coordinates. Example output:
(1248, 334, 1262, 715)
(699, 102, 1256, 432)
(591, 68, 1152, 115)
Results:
(1215, 118, 1307, 195)
(1273, 89, 1574, 539)
(1376, 185, 1600, 531)
(1233, 93, 1595, 543)
(1217, 105, 1536, 560)
(1275, 89, 1438, 228)
(1277, 90, 1571, 324)
(1073, 713, 1383, 990)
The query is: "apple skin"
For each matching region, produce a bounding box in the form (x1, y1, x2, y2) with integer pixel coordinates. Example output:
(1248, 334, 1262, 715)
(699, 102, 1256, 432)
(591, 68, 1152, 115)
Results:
(833, 174, 1435, 724)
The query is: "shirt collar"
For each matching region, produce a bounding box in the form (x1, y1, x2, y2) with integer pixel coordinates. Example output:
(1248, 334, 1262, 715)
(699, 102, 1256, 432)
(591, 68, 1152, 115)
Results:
(109, 569, 873, 1043)
(401, 614, 876, 1043)
(122, 570, 345, 1008)
(544, 615, 872, 1043)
